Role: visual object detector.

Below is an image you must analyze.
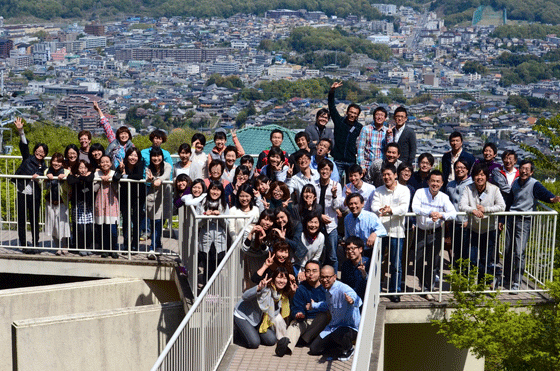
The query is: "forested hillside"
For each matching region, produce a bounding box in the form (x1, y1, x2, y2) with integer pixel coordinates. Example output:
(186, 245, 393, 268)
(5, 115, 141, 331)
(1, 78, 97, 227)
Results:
(0, 0, 381, 20)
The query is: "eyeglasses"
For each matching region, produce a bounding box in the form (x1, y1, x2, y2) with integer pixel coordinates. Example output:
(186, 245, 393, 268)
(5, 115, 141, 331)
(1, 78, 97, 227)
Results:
(320, 274, 336, 280)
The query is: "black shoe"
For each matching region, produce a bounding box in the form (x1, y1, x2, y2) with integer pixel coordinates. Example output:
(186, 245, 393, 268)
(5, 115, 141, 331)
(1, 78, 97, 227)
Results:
(390, 295, 401, 303)
(101, 253, 109, 258)
(338, 347, 354, 361)
(275, 337, 290, 357)
(111, 252, 119, 259)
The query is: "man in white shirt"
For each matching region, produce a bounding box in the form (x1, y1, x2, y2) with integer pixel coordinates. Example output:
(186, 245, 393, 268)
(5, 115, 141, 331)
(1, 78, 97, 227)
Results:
(313, 159, 344, 272)
(372, 164, 410, 302)
(412, 170, 457, 300)
(286, 150, 319, 197)
(344, 164, 375, 212)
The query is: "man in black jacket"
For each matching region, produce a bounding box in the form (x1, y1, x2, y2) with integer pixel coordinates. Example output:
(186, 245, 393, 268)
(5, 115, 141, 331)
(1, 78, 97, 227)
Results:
(328, 81, 363, 183)
(386, 106, 416, 166)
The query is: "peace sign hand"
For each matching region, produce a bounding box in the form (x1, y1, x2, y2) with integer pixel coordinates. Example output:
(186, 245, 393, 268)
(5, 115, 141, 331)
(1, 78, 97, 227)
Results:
(287, 164, 294, 178)
(264, 251, 276, 267)
(258, 274, 272, 291)
(331, 81, 343, 90)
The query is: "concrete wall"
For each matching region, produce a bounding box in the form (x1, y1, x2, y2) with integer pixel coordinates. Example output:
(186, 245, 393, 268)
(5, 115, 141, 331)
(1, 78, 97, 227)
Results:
(13, 302, 184, 371)
(0, 278, 179, 371)
(384, 323, 484, 371)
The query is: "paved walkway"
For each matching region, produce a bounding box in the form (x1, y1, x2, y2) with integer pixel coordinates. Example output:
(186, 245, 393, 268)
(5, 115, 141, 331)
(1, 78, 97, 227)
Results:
(222, 343, 353, 371)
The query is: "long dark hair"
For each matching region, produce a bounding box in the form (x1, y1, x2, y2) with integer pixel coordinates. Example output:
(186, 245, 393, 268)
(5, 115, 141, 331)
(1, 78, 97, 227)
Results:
(148, 147, 165, 177)
(88, 143, 105, 165)
(64, 144, 79, 169)
(298, 184, 318, 216)
(265, 146, 285, 181)
(235, 183, 256, 209)
(124, 147, 142, 170)
(204, 180, 226, 211)
(302, 210, 322, 240)
(274, 206, 295, 239)
(270, 266, 292, 296)
(232, 165, 251, 188)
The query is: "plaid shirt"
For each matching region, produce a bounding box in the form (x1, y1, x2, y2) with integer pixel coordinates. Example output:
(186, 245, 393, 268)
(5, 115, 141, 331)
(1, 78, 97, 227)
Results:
(357, 124, 387, 171)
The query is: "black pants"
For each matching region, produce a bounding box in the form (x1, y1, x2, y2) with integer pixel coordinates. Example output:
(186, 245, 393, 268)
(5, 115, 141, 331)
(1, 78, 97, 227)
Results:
(17, 193, 40, 246)
(74, 223, 94, 250)
(308, 326, 357, 357)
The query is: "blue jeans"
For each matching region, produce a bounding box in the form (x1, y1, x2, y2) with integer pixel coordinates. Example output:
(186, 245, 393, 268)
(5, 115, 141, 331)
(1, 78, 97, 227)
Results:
(383, 237, 404, 293)
(149, 219, 162, 251)
(334, 161, 355, 185)
(324, 228, 339, 273)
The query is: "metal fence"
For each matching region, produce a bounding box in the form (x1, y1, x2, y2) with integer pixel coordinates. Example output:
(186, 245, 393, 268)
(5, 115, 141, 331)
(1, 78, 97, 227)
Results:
(378, 206, 557, 301)
(151, 213, 249, 371)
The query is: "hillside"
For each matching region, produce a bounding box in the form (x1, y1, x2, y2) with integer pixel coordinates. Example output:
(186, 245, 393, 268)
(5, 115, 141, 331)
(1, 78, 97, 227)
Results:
(0, 0, 381, 20)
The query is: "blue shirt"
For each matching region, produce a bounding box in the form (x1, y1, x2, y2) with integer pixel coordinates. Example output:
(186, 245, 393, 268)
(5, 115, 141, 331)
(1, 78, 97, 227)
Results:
(141, 146, 174, 179)
(314, 280, 362, 338)
(340, 256, 370, 301)
(344, 209, 387, 245)
(310, 155, 340, 182)
(291, 281, 327, 319)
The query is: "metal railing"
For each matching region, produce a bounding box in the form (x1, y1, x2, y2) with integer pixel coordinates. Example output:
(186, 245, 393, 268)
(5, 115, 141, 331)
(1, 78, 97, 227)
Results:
(0, 173, 180, 260)
(378, 206, 557, 301)
(352, 238, 382, 370)
(151, 213, 250, 371)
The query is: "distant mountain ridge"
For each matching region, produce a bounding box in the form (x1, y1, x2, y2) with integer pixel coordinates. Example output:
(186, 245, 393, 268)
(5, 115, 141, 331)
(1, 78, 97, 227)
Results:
(1, 0, 381, 20)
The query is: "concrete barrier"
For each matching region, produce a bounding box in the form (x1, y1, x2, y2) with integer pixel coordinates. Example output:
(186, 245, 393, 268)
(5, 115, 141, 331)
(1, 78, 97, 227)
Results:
(0, 277, 179, 371)
(13, 302, 184, 371)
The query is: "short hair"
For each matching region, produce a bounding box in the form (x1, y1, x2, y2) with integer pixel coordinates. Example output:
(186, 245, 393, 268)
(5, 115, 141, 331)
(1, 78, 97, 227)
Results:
(267, 180, 290, 201)
(115, 126, 132, 141)
(78, 130, 91, 140)
(233, 165, 251, 185)
(449, 131, 463, 142)
(348, 164, 363, 176)
(253, 173, 269, 188)
(345, 236, 365, 250)
(305, 260, 322, 270)
(294, 149, 312, 162)
(394, 106, 408, 117)
(209, 159, 225, 172)
(50, 152, 64, 163)
(397, 162, 414, 175)
(270, 129, 284, 140)
(295, 131, 311, 144)
(88, 143, 104, 163)
(385, 142, 400, 154)
(345, 192, 364, 206)
(178, 143, 191, 154)
(471, 163, 489, 179)
(318, 138, 333, 150)
(317, 159, 334, 171)
(418, 153, 435, 166)
(316, 108, 330, 122)
(150, 129, 167, 143)
(72, 159, 91, 174)
(33, 143, 48, 156)
(302, 210, 322, 238)
(501, 149, 518, 161)
(483, 142, 498, 155)
(372, 106, 388, 117)
(381, 164, 397, 174)
(240, 154, 254, 166)
(519, 159, 535, 172)
(213, 131, 226, 141)
(223, 145, 238, 157)
(453, 159, 469, 170)
(191, 133, 206, 146)
(347, 103, 361, 115)
(428, 169, 444, 181)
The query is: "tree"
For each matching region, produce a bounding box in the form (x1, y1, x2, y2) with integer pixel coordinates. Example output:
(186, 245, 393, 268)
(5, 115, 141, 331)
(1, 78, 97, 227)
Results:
(433, 262, 560, 371)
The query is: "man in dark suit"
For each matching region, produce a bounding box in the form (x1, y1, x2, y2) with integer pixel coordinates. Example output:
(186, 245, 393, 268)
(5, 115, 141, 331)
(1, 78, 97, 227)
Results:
(441, 131, 475, 189)
(386, 106, 416, 166)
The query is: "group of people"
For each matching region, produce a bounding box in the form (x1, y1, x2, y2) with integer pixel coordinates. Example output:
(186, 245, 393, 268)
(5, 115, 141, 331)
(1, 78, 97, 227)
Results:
(230, 81, 560, 360)
(12, 82, 560, 360)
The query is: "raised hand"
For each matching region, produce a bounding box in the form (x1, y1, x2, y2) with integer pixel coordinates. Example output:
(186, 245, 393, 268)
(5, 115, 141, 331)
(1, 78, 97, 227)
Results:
(14, 117, 24, 131)
(258, 274, 272, 291)
(357, 260, 367, 278)
(287, 163, 294, 178)
(331, 81, 343, 90)
(264, 251, 276, 267)
(345, 185, 352, 196)
(331, 182, 337, 196)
